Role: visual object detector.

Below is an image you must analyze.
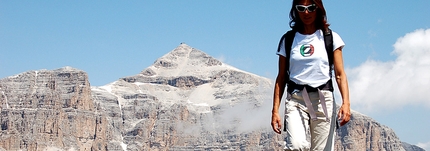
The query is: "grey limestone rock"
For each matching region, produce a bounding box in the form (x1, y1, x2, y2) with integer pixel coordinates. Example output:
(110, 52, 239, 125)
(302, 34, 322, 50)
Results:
(0, 44, 425, 151)
(0, 67, 108, 151)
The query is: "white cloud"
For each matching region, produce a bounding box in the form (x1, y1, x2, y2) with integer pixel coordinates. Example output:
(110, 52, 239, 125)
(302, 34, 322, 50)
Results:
(417, 140, 430, 151)
(346, 28, 430, 112)
(195, 96, 276, 134)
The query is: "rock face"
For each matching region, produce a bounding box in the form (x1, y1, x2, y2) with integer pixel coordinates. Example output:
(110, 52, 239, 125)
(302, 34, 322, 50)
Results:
(335, 111, 406, 151)
(0, 44, 425, 151)
(0, 67, 107, 151)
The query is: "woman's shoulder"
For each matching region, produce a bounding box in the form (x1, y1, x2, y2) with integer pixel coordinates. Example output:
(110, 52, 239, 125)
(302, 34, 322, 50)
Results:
(329, 29, 345, 49)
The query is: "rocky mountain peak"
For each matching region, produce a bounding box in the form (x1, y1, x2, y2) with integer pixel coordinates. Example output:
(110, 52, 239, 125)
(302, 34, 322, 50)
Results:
(141, 43, 223, 77)
(100, 44, 273, 111)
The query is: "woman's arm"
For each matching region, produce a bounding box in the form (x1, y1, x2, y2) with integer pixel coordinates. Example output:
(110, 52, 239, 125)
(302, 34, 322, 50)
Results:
(271, 55, 287, 134)
(333, 47, 351, 126)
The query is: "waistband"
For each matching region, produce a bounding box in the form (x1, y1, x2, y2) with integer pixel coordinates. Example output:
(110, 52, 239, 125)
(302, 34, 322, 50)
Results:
(287, 79, 334, 94)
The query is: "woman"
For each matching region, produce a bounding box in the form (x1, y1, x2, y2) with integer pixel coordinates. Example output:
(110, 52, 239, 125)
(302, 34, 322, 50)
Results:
(271, 0, 351, 150)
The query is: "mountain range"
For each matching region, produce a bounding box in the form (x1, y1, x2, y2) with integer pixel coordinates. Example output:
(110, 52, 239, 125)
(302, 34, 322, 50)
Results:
(0, 44, 425, 151)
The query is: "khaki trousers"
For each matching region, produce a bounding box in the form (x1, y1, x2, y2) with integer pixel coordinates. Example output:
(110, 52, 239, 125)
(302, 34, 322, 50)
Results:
(283, 90, 337, 151)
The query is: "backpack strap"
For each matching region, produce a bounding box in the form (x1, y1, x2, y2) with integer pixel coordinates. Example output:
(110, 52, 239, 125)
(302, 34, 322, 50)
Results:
(323, 28, 334, 73)
(276, 30, 296, 84)
(323, 28, 334, 92)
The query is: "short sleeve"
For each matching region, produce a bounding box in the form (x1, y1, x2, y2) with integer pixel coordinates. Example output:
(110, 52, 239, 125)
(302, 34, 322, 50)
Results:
(332, 31, 345, 51)
(276, 37, 287, 57)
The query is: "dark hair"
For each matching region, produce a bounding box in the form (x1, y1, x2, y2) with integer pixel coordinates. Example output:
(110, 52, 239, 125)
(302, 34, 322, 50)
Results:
(289, 0, 330, 31)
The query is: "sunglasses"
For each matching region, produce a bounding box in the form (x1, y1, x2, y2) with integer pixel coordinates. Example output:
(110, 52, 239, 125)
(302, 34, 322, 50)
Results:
(295, 4, 317, 12)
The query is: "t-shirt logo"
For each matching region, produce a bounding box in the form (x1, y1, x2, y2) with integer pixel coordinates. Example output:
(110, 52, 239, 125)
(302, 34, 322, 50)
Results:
(300, 44, 314, 57)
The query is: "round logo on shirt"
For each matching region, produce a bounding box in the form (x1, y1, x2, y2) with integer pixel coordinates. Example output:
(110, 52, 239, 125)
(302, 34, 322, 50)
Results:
(300, 44, 314, 57)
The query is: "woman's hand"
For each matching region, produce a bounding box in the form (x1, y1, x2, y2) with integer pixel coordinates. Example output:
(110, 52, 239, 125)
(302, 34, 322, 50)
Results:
(271, 112, 282, 134)
(337, 103, 351, 126)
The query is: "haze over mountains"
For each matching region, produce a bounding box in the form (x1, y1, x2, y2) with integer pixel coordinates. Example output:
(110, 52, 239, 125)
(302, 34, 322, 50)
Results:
(0, 44, 425, 150)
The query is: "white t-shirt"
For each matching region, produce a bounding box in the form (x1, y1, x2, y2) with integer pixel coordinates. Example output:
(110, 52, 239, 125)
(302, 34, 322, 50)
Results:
(276, 29, 345, 87)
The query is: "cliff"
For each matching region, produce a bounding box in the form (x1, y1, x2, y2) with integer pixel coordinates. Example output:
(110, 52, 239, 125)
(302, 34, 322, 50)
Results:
(0, 67, 107, 150)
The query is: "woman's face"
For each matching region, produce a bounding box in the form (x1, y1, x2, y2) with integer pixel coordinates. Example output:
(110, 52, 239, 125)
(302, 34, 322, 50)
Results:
(296, 0, 317, 26)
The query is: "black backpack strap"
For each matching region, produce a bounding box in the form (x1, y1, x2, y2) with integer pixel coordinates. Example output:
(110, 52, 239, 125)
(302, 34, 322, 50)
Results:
(323, 28, 334, 67)
(323, 28, 334, 91)
(277, 30, 296, 84)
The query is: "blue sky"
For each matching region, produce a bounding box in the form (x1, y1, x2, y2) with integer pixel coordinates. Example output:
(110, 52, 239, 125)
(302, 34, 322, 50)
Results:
(1, 1, 430, 149)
